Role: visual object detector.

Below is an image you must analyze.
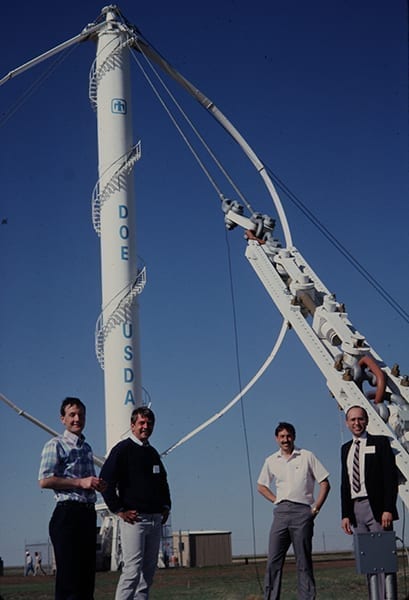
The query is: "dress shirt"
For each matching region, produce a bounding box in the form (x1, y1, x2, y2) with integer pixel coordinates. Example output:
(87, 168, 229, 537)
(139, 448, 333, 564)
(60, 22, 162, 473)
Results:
(347, 433, 369, 499)
(38, 429, 97, 504)
(257, 447, 329, 506)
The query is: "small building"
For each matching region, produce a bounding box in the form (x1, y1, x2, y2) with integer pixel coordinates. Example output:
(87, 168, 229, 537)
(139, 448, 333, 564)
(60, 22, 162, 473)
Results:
(172, 530, 232, 567)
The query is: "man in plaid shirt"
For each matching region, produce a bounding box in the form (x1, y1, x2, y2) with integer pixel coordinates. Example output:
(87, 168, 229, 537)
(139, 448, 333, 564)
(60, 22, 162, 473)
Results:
(39, 397, 106, 599)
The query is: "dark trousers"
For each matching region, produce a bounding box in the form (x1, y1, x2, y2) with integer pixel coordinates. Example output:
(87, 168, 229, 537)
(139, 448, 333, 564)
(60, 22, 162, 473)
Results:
(264, 501, 315, 600)
(49, 501, 97, 600)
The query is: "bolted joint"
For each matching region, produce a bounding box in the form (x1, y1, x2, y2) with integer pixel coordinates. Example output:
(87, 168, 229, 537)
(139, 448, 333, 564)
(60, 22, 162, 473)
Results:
(221, 198, 243, 230)
(401, 376, 409, 388)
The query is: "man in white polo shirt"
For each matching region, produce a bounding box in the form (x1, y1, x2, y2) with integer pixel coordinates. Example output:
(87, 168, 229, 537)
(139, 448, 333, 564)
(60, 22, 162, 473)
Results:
(257, 421, 330, 600)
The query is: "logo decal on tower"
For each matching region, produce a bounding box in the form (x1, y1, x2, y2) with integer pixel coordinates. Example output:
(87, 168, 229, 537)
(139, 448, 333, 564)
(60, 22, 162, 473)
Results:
(111, 98, 127, 114)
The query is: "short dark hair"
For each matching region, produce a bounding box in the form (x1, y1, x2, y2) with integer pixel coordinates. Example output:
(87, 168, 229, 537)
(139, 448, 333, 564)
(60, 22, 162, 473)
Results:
(345, 405, 368, 421)
(131, 406, 155, 425)
(275, 422, 296, 438)
(60, 397, 86, 416)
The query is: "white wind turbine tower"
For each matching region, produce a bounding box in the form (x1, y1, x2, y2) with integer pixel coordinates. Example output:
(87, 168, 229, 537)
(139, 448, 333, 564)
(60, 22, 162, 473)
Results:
(91, 5, 144, 452)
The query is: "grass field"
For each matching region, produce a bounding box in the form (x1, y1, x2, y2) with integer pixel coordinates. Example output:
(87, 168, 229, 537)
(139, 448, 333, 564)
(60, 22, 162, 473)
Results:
(1, 558, 409, 599)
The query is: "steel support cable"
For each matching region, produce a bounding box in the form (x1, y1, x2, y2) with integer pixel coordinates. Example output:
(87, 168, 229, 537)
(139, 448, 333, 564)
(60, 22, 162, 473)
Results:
(126, 25, 292, 244)
(224, 231, 264, 591)
(161, 319, 288, 457)
(266, 166, 409, 325)
(128, 34, 293, 248)
(130, 41, 256, 215)
(129, 49, 224, 200)
(0, 45, 78, 130)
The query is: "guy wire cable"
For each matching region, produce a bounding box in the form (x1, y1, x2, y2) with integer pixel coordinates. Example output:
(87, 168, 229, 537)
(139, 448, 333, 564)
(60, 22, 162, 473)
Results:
(224, 229, 263, 592)
(0, 44, 78, 130)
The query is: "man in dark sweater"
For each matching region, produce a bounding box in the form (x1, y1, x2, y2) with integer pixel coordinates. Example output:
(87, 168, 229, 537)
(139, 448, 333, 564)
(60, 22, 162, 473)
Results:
(100, 407, 171, 600)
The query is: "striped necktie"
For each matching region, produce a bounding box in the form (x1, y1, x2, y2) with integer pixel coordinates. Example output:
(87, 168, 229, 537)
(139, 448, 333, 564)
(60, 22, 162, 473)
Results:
(352, 440, 361, 493)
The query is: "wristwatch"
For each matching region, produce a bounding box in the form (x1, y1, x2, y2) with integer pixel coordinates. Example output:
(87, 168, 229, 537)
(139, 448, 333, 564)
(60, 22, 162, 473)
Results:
(312, 506, 319, 515)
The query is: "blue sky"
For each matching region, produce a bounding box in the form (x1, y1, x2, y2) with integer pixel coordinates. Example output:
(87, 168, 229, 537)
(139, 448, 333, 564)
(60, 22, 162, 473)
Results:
(0, 0, 408, 569)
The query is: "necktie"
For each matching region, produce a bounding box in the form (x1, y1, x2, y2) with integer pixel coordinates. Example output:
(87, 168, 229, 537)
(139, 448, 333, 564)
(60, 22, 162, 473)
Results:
(352, 440, 361, 493)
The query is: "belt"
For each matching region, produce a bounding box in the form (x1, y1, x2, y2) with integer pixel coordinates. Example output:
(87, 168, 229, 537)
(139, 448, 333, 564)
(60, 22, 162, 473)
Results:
(57, 500, 95, 510)
(354, 497, 368, 502)
(278, 500, 308, 507)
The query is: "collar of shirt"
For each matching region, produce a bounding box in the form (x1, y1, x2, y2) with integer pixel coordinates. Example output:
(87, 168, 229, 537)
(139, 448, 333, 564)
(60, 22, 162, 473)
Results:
(353, 432, 367, 442)
(63, 429, 85, 448)
(129, 433, 149, 446)
(276, 446, 301, 460)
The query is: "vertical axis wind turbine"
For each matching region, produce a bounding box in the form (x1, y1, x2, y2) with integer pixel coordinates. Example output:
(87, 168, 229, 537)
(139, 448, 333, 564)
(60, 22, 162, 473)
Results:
(91, 6, 144, 453)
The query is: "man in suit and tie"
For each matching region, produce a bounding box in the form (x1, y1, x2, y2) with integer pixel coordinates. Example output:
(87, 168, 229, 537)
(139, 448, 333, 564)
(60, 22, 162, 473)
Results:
(341, 405, 398, 535)
(341, 405, 399, 597)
